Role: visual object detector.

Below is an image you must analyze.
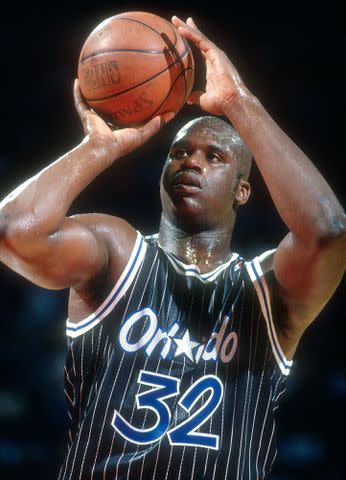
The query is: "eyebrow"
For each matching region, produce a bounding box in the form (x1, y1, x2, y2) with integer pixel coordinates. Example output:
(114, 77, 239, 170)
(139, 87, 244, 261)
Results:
(207, 143, 228, 155)
(171, 139, 190, 149)
(171, 140, 227, 155)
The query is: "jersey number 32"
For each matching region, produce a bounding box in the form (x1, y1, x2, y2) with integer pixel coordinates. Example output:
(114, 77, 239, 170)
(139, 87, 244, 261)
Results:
(112, 370, 224, 450)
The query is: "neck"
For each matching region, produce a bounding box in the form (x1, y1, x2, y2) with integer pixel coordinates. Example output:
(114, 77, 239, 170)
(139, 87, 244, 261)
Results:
(158, 214, 235, 273)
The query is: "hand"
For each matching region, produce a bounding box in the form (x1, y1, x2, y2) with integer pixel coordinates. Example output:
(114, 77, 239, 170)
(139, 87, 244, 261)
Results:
(73, 79, 174, 157)
(171, 16, 247, 115)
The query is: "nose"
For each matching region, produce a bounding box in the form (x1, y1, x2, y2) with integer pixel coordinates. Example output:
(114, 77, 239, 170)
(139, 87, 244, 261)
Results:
(180, 151, 204, 173)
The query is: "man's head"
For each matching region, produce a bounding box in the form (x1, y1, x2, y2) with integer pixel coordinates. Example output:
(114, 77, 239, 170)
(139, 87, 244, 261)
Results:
(160, 116, 252, 233)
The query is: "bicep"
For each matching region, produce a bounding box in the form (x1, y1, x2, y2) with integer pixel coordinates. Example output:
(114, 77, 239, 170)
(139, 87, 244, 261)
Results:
(273, 231, 346, 328)
(0, 216, 109, 290)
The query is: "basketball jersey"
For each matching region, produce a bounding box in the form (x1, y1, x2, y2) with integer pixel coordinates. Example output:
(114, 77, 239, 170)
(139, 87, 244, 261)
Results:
(58, 232, 292, 480)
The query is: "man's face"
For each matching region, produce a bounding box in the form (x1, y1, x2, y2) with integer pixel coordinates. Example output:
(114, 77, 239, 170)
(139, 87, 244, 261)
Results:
(160, 125, 243, 231)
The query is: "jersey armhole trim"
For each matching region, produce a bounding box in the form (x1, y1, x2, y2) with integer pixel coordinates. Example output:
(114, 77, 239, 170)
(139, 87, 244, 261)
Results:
(245, 253, 293, 376)
(66, 231, 147, 338)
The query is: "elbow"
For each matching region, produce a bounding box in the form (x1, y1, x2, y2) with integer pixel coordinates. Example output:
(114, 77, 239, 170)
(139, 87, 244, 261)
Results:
(0, 212, 9, 240)
(0, 205, 14, 240)
(0, 206, 40, 255)
(315, 210, 346, 248)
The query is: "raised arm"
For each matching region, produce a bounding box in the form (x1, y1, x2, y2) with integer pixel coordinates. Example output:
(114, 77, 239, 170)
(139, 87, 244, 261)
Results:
(0, 81, 173, 290)
(173, 16, 346, 355)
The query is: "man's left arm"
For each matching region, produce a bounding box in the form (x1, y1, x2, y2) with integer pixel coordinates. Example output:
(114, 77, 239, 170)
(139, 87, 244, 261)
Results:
(173, 16, 346, 357)
(226, 93, 345, 357)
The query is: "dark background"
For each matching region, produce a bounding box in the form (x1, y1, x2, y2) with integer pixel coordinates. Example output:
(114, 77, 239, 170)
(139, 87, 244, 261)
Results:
(0, 1, 344, 479)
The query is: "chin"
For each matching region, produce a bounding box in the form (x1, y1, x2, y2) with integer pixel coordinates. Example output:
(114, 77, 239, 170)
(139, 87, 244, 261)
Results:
(170, 206, 211, 233)
(161, 189, 210, 232)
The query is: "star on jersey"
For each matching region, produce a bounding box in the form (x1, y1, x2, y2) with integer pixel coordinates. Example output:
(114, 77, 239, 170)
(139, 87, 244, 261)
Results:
(173, 329, 200, 362)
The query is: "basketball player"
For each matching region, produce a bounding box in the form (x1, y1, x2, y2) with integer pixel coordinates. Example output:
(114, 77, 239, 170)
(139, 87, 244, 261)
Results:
(0, 16, 344, 480)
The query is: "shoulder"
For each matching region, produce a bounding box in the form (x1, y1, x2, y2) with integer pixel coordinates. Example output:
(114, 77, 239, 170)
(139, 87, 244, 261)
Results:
(70, 213, 137, 246)
(68, 213, 140, 322)
(71, 213, 139, 271)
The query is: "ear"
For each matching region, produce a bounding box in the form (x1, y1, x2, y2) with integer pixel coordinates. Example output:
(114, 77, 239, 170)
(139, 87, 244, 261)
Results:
(235, 180, 251, 206)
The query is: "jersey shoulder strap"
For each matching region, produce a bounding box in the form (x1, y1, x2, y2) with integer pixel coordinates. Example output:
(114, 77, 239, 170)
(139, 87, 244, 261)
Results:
(65, 231, 147, 338)
(245, 249, 293, 376)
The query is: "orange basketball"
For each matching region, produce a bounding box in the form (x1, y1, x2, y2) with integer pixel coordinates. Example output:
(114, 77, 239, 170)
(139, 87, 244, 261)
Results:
(77, 11, 195, 127)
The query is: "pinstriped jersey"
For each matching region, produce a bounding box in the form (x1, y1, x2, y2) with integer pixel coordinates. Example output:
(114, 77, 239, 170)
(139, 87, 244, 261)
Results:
(58, 232, 292, 480)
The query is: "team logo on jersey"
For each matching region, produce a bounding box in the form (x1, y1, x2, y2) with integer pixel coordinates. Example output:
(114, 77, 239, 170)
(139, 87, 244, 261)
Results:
(118, 307, 238, 364)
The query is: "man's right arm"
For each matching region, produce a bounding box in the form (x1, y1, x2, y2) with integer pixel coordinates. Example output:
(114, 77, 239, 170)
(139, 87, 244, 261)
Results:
(0, 80, 173, 290)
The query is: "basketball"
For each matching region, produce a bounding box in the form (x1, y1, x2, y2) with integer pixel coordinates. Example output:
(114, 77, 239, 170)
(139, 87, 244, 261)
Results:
(77, 11, 195, 127)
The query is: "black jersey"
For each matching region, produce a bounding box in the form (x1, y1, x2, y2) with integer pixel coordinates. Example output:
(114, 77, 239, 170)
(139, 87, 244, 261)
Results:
(58, 232, 292, 480)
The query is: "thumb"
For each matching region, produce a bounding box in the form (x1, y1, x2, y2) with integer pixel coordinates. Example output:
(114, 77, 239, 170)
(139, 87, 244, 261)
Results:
(135, 111, 175, 145)
(114, 112, 175, 156)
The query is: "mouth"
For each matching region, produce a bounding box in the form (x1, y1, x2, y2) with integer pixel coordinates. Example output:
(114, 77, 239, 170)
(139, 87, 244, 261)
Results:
(170, 171, 202, 195)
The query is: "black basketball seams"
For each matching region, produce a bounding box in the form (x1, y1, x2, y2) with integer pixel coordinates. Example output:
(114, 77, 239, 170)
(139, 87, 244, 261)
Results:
(141, 66, 195, 124)
(84, 42, 191, 103)
(80, 17, 178, 63)
(164, 18, 178, 47)
(80, 49, 173, 63)
(115, 16, 178, 47)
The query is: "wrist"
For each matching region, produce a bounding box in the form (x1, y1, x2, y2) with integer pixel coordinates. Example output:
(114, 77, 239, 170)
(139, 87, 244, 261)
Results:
(83, 132, 120, 166)
(221, 87, 260, 121)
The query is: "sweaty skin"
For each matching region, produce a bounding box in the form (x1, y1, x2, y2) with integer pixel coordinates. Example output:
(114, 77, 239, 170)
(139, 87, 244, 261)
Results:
(0, 17, 345, 362)
(159, 117, 251, 271)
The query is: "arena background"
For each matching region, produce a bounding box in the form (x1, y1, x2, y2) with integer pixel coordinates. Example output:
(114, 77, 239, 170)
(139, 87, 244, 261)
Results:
(0, 1, 344, 479)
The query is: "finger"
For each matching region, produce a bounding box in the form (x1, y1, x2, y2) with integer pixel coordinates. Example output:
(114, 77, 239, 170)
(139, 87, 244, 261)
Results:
(73, 79, 90, 120)
(186, 17, 198, 29)
(172, 15, 197, 33)
(171, 16, 206, 60)
(172, 15, 189, 28)
(171, 16, 216, 55)
(187, 90, 204, 105)
(116, 112, 175, 151)
(137, 112, 175, 142)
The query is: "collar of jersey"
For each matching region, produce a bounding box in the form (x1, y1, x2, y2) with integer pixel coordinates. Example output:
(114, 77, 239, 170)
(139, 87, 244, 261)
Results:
(150, 234, 240, 283)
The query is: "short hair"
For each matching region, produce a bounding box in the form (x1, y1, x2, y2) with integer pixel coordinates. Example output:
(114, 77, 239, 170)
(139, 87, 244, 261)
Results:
(173, 116, 252, 181)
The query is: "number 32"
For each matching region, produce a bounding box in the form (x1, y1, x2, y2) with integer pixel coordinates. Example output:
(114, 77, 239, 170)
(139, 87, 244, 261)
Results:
(111, 370, 224, 450)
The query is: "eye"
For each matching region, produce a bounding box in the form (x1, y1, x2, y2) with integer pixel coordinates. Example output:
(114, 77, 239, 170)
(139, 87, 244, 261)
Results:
(207, 152, 223, 164)
(170, 148, 188, 160)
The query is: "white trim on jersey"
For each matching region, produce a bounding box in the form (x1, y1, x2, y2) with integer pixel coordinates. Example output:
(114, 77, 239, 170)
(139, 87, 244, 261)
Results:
(147, 233, 241, 283)
(65, 232, 147, 338)
(159, 245, 240, 283)
(245, 250, 293, 376)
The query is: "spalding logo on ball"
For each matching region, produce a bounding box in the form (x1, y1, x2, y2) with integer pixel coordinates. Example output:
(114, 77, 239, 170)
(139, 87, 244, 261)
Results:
(78, 11, 195, 127)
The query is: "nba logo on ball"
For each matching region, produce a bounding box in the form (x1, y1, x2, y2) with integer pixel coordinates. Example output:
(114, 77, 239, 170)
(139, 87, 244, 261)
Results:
(78, 11, 195, 127)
